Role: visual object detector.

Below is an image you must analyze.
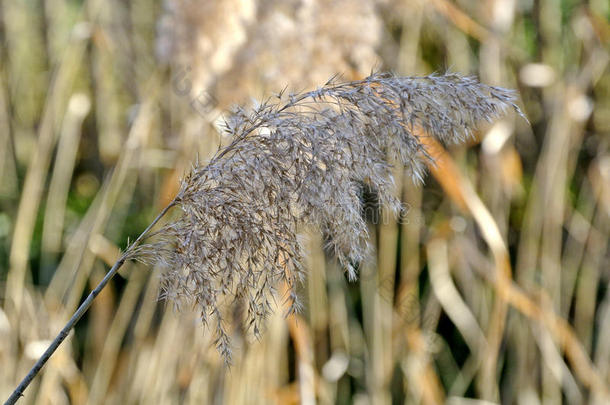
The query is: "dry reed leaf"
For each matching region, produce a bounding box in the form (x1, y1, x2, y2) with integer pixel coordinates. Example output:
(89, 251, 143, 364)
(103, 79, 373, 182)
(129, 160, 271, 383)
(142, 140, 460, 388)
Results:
(404, 328, 446, 405)
(428, 0, 491, 42)
(419, 133, 609, 400)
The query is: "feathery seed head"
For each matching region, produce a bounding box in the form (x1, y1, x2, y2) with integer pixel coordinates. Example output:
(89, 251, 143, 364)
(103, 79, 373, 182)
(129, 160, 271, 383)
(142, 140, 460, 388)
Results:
(143, 72, 522, 361)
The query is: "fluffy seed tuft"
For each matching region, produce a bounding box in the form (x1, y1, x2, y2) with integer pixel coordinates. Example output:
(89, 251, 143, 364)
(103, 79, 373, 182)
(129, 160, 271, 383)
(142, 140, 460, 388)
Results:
(140, 72, 522, 361)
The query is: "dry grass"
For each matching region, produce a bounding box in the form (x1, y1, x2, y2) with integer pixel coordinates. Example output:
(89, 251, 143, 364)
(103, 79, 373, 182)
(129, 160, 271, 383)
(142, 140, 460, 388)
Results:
(1, 0, 609, 404)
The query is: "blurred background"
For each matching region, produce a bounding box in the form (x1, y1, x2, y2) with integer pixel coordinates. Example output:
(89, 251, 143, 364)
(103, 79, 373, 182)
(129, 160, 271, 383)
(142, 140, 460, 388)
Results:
(0, 0, 609, 404)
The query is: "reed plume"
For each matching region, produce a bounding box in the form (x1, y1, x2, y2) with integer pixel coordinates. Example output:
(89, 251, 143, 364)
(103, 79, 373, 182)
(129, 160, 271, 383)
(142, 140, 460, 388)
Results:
(5, 72, 521, 403)
(134, 72, 522, 360)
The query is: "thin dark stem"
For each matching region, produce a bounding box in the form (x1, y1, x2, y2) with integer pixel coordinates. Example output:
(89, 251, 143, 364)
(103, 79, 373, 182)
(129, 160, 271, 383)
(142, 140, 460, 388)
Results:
(4, 199, 177, 405)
